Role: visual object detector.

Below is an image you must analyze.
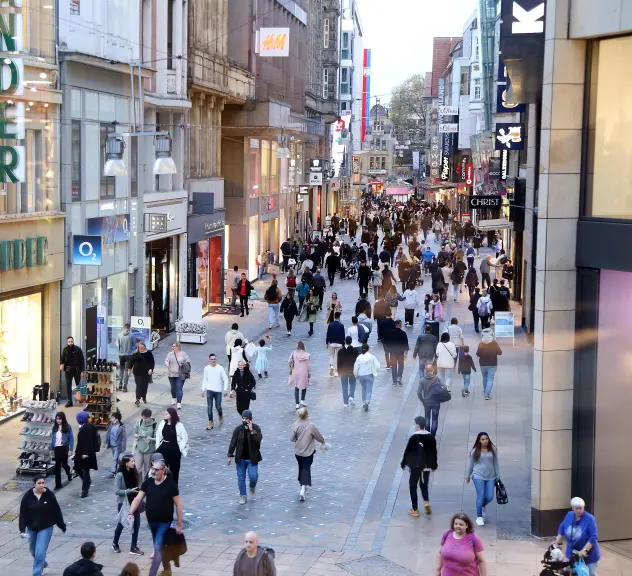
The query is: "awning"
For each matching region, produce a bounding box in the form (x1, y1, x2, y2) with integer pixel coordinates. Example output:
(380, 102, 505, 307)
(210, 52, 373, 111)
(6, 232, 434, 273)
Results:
(385, 187, 411, 196)
(476, 218, 513, 231)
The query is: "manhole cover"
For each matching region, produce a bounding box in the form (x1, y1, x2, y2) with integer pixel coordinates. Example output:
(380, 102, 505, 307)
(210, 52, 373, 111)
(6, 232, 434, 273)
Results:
(337, 556, 417, 576)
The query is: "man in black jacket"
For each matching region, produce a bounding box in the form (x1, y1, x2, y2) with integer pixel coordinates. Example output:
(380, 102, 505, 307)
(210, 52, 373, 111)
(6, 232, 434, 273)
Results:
(379, 311, 397, 372)
(280, 238, 292, 272)
(355, 293, 372, 319)
(401, 416, 438, 517)
(357, 260, 371, 296)
(325, 251, 341, 286)
(227, 410, 263, 505)
(236, 272, 253, 317)
(63, 542, 104, 576)
(412, 325, 439, 378)
(373, 296, 390, 342)
(60, 336, 85, 408)
(337, 337, 359, 408)
(384, 319, 409, 386)
(311, 268, 326, 309)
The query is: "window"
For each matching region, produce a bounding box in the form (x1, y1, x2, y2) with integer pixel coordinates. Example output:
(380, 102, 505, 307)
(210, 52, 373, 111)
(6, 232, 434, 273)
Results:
(369, 157, 375, 170)
(475, 40, 479, 61)
(473, 78, 481, 100)
(341, 102, 347, 111)
(381, 157, 386, 170)
(167, 0, 175, 70)
(130, 136, 138, 197)
(342, 32, 350, 60)
(382, 139, 387, 151)
(100, 124, 115, 198)
(324, 19, 329, 49)
(323, 68, 328, 98)
(261, 140, 270, 196)
(586, 37, 632, 218)
(460, 70, 470, 96)
(341, 68, 349, 95)
(71, 120, 81, 201)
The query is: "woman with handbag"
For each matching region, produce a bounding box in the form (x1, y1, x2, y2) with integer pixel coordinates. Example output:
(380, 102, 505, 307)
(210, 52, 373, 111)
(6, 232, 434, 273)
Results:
(164, 342, 191, 410)
(465, 432, 500, 527)
(231, 360, 256, 415)
(288, 342, 311, 409)
(324, 292, 342, 325)
(112, 454, 144, 556)
(290, 407, 325, 502)
(435, 333, 457, 392)
(156, 408, 189, 485)
(435, 513, 487, 576)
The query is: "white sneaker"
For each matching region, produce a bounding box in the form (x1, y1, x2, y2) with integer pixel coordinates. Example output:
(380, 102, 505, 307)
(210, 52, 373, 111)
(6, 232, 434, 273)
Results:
(177, 403, 182, 410)
(299, 487, 306, 501)
(476, 517, 485, 526)
(300, 400, 307, 406)
(295, 404, 300, 409)
(171, 399, 176, 406)
(348, 397, 355, 406)
(343, 403, 348, 408)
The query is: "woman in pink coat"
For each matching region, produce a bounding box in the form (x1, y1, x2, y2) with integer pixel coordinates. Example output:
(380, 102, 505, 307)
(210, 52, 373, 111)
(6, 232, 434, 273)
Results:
(288, 341, 311, 409)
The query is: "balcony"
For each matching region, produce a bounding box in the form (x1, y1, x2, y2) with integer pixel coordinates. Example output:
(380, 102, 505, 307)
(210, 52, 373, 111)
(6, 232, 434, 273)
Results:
(288, 113, 326, 137)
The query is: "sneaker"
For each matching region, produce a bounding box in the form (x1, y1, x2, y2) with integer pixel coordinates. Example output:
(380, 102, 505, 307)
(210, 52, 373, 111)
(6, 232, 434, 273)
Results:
(343, 403, 348, 409)
(299, 486, 306, 501)
(363, 402, 369, 412)
(485, 396, 491, 401)
(407, 509, 420, 517)
(398, 378, 403, 386)
(287, 331, 291, 336)
(239, 496, 247, 505)
(171, 399, 176, 406)
(264, 372, 268, 378)
(424, 502, 432, 515)
(348, 397, 355, 407)
(250, 486, 256, 496)
(177, 403, 182, 409)
(134, 400, 140, 407)
(329, 366, 334, 376)
(476, 517, 485, 526)
(385, 366, 391, 370)
(300, 400, 307, 407)
(112, 543, 121, 553)
(129, 547, 144, 556)
(258, 374, 263, 379)
(206, 421, 214, 431)
(295, 403, 300, 409)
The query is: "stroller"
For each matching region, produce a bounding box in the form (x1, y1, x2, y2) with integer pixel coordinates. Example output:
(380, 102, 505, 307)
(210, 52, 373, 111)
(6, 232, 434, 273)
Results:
(539, 545, 579, 576)
(342, 260, 358, 280)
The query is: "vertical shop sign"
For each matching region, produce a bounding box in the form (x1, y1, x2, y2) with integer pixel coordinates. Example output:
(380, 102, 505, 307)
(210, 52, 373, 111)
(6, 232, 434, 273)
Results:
(429, 136, 440, 180)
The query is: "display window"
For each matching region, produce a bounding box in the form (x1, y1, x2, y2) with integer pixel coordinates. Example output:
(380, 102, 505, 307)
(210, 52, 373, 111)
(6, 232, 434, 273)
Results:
(0, 291, 42, 418)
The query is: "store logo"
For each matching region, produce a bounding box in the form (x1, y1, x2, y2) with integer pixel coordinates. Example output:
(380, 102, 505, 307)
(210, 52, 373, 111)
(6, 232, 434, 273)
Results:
(501, 150, 508, 181)
(512, 2, 545, 34)
(441, 156, 450, 181)
(495, 123, 525, 150)
(465, 163, 474, 186)
(0, 236, 48, 272)
(468, 196, 502, 209)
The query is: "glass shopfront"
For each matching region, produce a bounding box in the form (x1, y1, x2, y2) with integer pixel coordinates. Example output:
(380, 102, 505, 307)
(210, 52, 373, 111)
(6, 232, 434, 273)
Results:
(146, 236, 180, 331)
(192, 236, 222, 313)
(0, 290, 42, 415)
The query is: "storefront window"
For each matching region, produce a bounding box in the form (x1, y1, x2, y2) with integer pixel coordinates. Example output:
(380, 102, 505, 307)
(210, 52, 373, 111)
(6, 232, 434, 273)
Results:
(196, 240, 210, 311)
(261, 140, 270, 196)
(271, 142, 279, 194)
(249, 139, 260, 198)
(107, 272, 127, 359)
(209, 236, 222, 304)
(586, 37, 632, 219)
(71, 284, 82, 351)
(0, 292, 42, 404)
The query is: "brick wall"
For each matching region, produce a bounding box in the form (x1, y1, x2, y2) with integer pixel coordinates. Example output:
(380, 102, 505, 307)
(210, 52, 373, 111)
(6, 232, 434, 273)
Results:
(431, 37, 461, 97)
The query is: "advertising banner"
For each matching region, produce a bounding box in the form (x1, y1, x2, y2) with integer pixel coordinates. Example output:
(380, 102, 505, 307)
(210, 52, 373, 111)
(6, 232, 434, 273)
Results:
(494, 311, 515, 343)
(429, 136, 440, 180)
(130, 316, 152, 351)
(87, 214, 130, 245)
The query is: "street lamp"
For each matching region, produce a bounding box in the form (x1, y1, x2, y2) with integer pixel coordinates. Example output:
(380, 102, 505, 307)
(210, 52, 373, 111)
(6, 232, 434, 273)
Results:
(103, 136, 127, 177)
(153, 134, 177, 175)
(102, 132, 179, 177)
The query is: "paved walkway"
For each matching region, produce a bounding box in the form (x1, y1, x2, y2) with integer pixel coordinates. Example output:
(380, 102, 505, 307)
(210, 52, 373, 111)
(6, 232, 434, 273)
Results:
(0, 232, 629, 575)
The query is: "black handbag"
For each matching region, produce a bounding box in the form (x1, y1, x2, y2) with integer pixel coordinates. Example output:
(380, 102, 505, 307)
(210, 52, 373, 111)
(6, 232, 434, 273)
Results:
(495, 478, 508, 504)
(250, 390, 257, 401)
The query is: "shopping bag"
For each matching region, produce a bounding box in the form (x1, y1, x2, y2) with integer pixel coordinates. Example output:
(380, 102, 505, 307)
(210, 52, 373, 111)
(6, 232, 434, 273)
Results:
(573, 558, 590, 576)
(250, 289, 259, 300)
(115, 498, 133, 531)
(244, 342, 257, 361)
(495, 478, 508, 504)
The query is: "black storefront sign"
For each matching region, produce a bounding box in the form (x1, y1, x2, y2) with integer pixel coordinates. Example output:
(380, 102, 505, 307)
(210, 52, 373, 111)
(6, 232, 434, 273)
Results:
(489, 158, 501, 180)
(495, 123, 525, 150)
(440, 130, 456, 181)
(500, 0, 546, 105)
(500, 149, 508, 182)
(460, 157, 467, 181)
(469, 195, 502, 209)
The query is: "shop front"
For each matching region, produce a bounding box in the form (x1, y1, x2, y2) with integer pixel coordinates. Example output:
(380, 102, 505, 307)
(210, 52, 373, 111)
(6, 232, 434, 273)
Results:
(187, 212, 225, 314)
(0, 216, 64, 420)
(143, 192, 187, 331)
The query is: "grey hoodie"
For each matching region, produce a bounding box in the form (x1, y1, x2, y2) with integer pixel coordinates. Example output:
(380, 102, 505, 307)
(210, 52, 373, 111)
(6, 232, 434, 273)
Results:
(233, 546, 277, 576)
(117, 329, 133, 355)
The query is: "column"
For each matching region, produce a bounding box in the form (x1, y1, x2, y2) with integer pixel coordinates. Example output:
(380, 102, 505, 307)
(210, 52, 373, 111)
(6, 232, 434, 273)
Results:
(531, 0, 587, 536)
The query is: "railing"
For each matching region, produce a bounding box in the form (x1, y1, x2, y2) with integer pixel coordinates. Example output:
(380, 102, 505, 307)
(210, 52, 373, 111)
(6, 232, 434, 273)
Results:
(287, 113, 326, 137)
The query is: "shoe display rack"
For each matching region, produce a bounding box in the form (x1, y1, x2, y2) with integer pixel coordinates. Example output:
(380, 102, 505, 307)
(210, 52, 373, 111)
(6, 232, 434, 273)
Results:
(17, 400, 57, 475)
(84, 361, 117, 429)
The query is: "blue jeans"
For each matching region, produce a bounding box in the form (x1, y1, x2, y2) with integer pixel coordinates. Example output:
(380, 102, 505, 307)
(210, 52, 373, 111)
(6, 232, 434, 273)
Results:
(28, 526, 53, 576)
(340, 375, 356, 404)
(206, 390, 223, 421)
(169, 376, 184, 403)
(268, 304, 280, 326)
(587, 563, 598, 576)
(236, 459, 258, 497)
(473, 477, 495, 517)
(358, 375, 374, 403)
(110, 446, 121, 473)
(258, 264, 265, 280)
(148, 521, 172, 576)
(462, 374, 471, 392)
(480, 366, 497, 397)
(424, 404, 440, 436)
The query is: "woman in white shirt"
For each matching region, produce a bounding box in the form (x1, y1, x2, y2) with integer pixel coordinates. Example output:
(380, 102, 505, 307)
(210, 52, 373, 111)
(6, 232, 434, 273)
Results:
(435, 332, 457, 392)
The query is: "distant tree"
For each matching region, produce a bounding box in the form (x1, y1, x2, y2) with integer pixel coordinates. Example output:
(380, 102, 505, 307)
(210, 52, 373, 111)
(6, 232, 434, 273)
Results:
(389, 74, 426, 153)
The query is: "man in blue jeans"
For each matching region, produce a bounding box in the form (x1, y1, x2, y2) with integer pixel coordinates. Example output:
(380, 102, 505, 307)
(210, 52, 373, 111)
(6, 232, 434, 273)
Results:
(227, 410, 263, 505)
(128, 460, 183, 576)
(201, 353, 229, 431)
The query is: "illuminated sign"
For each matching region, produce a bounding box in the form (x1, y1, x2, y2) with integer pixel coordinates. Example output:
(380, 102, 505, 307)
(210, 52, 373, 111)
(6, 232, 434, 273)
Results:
(258, 28, 289, 57)
(438, 105, 459, 115)
(72, 235, 103, 266)
(439, 123, 459, 133)
(495, 123, 525, 150)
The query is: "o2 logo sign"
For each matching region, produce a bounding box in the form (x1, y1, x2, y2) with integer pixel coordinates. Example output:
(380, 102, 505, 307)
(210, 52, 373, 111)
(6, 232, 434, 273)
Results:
(72, 235, 103, 266)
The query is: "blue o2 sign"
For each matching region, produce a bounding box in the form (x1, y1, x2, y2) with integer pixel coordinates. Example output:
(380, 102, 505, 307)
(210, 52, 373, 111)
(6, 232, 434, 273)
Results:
(73, 235, 103, 266)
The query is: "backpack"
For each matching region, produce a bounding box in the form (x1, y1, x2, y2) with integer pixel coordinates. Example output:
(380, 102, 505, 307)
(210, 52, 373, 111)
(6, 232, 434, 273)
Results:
(264, 286, 277, 301)
(356, 323, 366, 343)
(477, 298, 490, 317)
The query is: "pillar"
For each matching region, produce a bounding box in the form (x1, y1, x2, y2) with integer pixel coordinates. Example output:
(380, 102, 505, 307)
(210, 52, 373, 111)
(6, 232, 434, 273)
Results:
(531, 0, 587, 536)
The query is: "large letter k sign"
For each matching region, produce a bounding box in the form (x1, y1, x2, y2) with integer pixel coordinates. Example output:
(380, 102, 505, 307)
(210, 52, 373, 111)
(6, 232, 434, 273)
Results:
(512, 2, 545, 34)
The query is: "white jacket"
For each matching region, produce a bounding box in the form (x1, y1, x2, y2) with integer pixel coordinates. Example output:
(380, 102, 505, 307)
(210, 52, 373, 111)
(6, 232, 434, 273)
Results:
(202, 364, 229, 393)
(353, 352, 380, 377)
(155, 420, 189, 457)
(225, 329, 246, 356)
(402, 289, 418, 310)
(436, 341, 457, 369)
(346, 325, 361, 348)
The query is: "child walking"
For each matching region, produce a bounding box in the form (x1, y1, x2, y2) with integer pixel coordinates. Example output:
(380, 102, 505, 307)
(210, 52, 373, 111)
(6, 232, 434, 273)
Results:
(255, 337, 272, 379)
(458, 345, 477, 397)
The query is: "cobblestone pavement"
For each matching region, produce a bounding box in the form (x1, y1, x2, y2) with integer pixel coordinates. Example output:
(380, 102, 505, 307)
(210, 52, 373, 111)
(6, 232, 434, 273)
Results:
(0, 232, 629, 575)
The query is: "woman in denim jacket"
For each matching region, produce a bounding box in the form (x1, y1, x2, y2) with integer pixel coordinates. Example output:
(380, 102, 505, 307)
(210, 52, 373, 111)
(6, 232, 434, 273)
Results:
(49, 411, 74, 490)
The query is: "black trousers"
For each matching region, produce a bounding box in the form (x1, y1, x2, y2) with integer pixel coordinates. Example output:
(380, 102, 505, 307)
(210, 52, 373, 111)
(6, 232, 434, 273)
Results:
(159, 446, 182, 484)
(481, 273, 491, 289)
(480, 315, 491, 329)
(327, 270, 335, 286)
(286, 317, 294, 332)
(296, 453, 314, 486)
(294, 388, 306, 404)
(54, 445, 71, 487)
(404, 308, 414, 325)
(64, 369, 81, 402)
(135, 376, 149, 402)
(409, 468, 431, 510)
(282, 256, 290, 272)
(77, 466, 91, 496)
(359, 280, 369, 296)
(239, 295, 249, 315)
(236, 394, 251, 416)
(472, 311, 480, 332)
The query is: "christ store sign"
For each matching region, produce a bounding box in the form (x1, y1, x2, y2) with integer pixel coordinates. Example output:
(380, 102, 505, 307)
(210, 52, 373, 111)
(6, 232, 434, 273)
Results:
(469, 195, 502, 209)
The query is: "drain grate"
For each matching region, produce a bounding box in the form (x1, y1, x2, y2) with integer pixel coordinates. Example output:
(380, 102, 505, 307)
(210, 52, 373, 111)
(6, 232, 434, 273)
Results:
(336, 555, 417, 576)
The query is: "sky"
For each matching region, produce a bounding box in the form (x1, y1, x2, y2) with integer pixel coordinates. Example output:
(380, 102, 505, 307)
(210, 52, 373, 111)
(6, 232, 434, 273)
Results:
(356, 0, 478, 103)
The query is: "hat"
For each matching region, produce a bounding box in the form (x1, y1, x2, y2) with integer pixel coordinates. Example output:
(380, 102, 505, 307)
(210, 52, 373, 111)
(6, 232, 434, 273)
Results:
(150, 453, 165, 463)
(242, 410, 253, 420)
